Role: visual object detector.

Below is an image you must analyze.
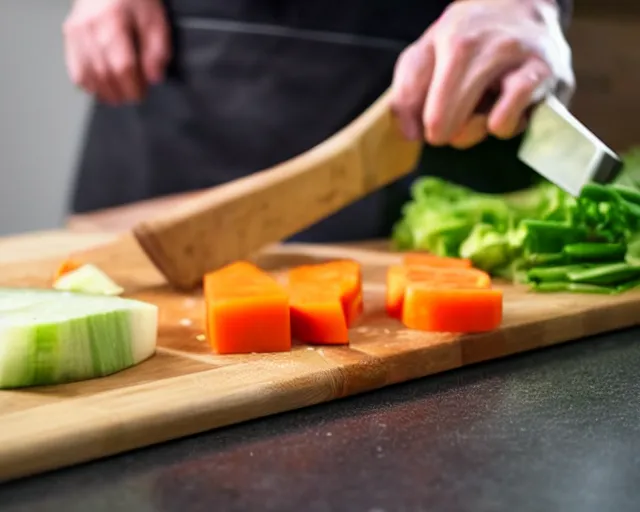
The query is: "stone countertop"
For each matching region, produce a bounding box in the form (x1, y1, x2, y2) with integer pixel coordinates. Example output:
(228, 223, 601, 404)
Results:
(2, 326, 639, 512)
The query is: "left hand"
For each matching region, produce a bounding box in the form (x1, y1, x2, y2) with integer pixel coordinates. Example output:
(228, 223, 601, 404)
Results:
(390, 0, 575, 149)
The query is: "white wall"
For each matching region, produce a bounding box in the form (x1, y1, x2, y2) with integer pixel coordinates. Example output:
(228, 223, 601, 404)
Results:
(0, 1, 90, 236)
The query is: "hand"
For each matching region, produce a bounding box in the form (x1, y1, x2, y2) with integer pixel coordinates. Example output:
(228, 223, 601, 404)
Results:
(390, 0, 575, 149)
(63, 0, 171, 105)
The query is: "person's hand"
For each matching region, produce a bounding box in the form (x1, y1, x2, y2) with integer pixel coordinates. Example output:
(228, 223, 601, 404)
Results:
(63, 0, 171, 105)
(390, 0, 574, 149)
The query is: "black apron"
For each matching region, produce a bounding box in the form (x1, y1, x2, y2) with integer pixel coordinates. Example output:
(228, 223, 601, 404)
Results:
(70, 0, 538, 243)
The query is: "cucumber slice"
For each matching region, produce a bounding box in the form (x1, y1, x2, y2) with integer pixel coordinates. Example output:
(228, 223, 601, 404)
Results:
(0, 288, 157, 389)
(53, 263, 124, 296)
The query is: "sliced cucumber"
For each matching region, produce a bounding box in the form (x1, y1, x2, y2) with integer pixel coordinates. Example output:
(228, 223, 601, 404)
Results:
(0, 288, 157, 389)
(53, 264, 124, 296)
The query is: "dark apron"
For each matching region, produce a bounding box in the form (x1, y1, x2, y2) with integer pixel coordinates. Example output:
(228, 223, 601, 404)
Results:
(70, 0, 538, 243)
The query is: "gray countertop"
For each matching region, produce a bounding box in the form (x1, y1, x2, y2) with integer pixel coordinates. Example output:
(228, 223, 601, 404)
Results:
(2, 327, 640, 512)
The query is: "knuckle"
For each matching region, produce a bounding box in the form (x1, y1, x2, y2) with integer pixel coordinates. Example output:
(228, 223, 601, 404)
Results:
(95, 21, 126, 48)
(113, 57, 135, 76)
(507, 74, 538, 96)
(64, 3, 125, 32)
(492, 36, 528, 60)
(390, 94, 414, 119)
(91, 66, 108, 82)
(449, 34, 480, 57)
(395, 44, 416, 71)
(441, 1, 465, 20)
(391, 46, 422, 108)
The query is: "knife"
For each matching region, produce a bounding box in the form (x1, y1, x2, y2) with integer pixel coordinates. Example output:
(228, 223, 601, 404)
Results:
(517, 94, 623, 197)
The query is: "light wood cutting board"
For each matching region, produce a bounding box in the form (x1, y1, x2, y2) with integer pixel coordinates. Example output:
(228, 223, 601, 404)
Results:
(1, 232, 639, 483)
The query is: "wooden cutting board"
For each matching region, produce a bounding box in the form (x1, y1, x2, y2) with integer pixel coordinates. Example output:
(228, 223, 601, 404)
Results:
(1, 232, 639, 483)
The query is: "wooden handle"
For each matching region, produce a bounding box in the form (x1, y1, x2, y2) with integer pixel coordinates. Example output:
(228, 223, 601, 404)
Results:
(133, 88, 422, 290)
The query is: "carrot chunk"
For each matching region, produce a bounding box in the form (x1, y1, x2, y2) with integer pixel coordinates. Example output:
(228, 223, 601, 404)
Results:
(346, 290, 364, 327)
(402, 282, 503, 333)
(402, 253, 472, 269)
(204, 261, 291, 354)
(52, 258, 83, 283)
(385, 264, 492, 319)
(288, 260, 363, 327)
(288, 282, 349, 345)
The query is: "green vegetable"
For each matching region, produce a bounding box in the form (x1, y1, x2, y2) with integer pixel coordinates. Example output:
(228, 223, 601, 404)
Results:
(53, 264, 124, 296)
(616, 278, 640, 293)
(524, 252, 566, 267)
(566, 262, 640, 286)
(625, 234, 640, 266)
(0, 288, 157, 389)
(611, 184, 640, 206)
(521, 220, 588, 254)
(458, 223, 511, 272)
(530, 282, 617, 294)
(392, 147, 640, 294)
(527, 264, 591, 284)
(563, 243, 626, 262)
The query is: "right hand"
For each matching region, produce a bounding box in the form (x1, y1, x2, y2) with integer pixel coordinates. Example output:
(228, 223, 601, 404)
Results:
(63, 0, 171, 105)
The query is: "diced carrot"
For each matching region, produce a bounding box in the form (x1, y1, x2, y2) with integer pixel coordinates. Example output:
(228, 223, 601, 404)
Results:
(386, 267, 407, 319)
(52, 258, 83, 283)
(288, 281, 349, 345)
(345, 290, 364, 327)
(385, 264, 492, 319)
(288, 260, 363, 327)
(204, 261, 291, 354)
(402, 281, 503, 333)
(402, 253, 472, 269)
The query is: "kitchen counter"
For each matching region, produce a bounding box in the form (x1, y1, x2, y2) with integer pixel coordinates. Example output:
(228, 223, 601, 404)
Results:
(1, 325, 639, 512)
(1, 203, 639, 511)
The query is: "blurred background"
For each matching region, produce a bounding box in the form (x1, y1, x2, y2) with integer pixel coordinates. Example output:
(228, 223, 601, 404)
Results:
(0, 1, 638, 236)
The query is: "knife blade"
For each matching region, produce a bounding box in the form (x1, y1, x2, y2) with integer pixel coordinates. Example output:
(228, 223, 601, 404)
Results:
(517, 94, 623, 197)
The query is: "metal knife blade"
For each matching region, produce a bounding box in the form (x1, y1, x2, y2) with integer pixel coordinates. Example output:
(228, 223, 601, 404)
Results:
(517, 95, 623, 197)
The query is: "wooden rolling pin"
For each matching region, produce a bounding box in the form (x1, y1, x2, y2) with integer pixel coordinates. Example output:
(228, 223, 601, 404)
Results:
(132, 88, 422, 290)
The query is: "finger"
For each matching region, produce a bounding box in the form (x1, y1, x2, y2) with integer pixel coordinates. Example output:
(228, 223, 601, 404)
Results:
(102, 25, 145, 103)
(422, 36, 475, 146)
(390, 41, 435, 141)
(66, 29, 113, 101)
(133, 7, 171, 84)
(81, 29, 123, 104)
(425, 36, 527, 146)
(64, 32, 92, 92)
(487, 58, 552, 139)
(450, 115, 489, 150)
(72, 48, 101, 97)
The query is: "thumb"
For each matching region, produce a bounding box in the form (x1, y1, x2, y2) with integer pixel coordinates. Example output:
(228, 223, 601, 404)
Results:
(132, 2, 171, 84)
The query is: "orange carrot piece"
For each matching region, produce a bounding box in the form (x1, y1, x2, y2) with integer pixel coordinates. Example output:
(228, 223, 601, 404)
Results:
(204, 261, 291, 354)
(402, 282, 503, 333)
(386, 267, 407, 319)
(288, 281, 349, 345)
(288, 260, 363, 327)
(385, 264, 492, 319)
(345, 290, 364, 327)
(52, 258, 83, 283)
(403, 253, 472, 269)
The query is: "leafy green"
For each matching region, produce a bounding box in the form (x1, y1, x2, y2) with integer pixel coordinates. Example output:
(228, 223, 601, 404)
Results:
(392, 147, 640, 294)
